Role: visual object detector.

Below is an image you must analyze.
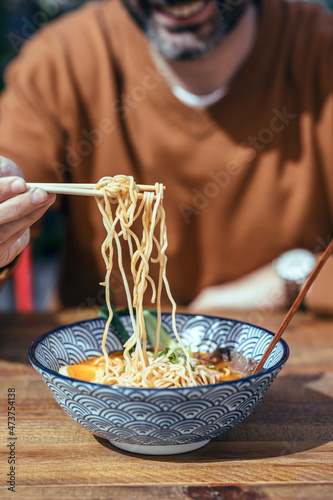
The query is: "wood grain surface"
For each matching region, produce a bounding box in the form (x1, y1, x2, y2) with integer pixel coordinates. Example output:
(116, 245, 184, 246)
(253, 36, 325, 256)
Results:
(0, 308, 332, 499)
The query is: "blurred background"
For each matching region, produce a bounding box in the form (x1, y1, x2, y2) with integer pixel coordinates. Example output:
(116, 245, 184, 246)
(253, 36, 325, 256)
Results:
(0, 1, 102, 312)
(0, 1, 103, 91)
(0, 0, 332, 312)
(1, 0, 332, 91)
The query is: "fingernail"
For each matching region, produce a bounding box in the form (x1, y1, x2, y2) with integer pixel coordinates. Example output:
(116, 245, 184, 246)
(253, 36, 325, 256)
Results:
(31, 188, 48, 205)
(11, 178, 26, 194)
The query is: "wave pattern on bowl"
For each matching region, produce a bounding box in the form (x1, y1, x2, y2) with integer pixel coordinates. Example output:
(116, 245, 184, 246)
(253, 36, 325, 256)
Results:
(30, 314, 288, 448)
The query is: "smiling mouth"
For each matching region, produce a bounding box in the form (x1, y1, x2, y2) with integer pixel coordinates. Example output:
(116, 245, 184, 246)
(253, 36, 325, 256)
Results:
(153, 0, 215, 27)
(159, 0, 206, 18)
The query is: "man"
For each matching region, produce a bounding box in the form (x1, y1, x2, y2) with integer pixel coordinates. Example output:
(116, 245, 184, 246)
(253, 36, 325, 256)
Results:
(0, 0, 332, 312)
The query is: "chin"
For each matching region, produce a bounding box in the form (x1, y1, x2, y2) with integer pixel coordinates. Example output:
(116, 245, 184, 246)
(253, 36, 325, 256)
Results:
(146, 21, 227, 60)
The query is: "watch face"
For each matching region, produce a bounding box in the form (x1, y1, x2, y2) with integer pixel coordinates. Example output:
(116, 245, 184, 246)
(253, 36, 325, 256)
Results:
(275, 249, 316, 283)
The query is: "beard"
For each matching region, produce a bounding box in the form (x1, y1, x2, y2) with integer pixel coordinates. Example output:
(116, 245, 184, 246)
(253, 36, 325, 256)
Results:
(121, 0, 252, 60)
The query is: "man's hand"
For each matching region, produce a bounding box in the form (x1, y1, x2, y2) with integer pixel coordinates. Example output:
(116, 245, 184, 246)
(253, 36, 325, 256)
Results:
(189, 263, 287, 313)
(0, 156, 56, 269)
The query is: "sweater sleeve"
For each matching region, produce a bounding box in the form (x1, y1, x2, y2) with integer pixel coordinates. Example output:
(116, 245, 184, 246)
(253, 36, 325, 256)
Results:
(0, 29, 68, 182)
(0, 31, 68, 291)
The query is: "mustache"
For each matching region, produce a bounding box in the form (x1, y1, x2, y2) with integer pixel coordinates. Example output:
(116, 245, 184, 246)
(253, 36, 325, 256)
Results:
(140, 0, 249, 4)
(137, 0, 249, 10)
(125, 0, 250, 29)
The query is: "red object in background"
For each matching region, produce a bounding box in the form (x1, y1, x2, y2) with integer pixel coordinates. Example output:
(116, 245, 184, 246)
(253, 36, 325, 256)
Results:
(13, 245, 34, 313)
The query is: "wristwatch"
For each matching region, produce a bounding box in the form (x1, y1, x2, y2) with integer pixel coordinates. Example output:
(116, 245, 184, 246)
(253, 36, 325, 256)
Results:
(274, 249, 316, 305)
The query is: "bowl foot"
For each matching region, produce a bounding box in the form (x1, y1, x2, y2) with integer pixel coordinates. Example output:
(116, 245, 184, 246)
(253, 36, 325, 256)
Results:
(109, 439, 210, 455)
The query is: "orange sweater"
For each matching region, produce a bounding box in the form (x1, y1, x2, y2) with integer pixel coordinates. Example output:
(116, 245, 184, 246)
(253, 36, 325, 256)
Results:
(0, 0, 332, 307)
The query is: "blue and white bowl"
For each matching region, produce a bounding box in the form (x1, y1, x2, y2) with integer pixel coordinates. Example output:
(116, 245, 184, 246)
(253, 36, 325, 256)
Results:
(29, 313, 289, 455)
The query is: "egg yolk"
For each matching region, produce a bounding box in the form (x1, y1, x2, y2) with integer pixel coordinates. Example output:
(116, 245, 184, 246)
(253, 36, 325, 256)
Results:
(66, 364, 99, 382)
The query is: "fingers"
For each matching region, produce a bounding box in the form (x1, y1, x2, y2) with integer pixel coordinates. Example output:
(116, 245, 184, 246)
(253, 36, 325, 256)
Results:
(0, 188, 56, 268)
(0, 156, 24, 179)
(0, 155, 27, 203)
(0, 177, 27, 203)
(0, 229, 30, 268)
(0, 226, 30, 255)
(0, 201, 54, 244)
(0, 188, 55, 225)
(0, 198, 55, 268)
(0, 156, 57, 269)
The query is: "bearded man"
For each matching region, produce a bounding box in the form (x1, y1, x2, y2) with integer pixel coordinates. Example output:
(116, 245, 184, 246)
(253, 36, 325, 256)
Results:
(0, 0, 332, 313)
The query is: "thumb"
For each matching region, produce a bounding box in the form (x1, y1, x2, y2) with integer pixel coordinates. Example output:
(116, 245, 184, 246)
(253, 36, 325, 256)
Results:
(0, 157, 24, 179)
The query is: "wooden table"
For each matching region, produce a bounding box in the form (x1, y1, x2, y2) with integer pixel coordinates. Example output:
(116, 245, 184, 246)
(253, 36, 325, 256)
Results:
(1, 308, 333, 500)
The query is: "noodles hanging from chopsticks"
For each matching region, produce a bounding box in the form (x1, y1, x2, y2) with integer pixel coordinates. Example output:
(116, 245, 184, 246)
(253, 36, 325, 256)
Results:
(93, 175, 216, 388)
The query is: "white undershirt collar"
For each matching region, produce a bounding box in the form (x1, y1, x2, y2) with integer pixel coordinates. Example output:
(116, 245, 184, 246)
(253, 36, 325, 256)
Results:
(172, 84, 228, 110)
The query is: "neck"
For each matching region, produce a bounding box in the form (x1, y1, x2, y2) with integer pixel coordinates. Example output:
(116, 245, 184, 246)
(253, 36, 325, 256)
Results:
(151, 3, 258, 96)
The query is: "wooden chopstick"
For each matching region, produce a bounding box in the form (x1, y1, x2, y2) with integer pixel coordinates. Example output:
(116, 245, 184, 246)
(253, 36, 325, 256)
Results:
(252, 239, 333, 375)
(27, 184, 103, 197)
(27, 182, 164, 195)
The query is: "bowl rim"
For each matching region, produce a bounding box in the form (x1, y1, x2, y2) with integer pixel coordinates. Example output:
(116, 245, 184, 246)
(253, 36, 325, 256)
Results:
(28, 312, 289, 391)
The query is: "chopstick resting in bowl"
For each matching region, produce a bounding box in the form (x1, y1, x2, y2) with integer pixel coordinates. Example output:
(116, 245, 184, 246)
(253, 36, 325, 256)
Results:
(26, 183, 164, 198)
(253, 238, 333, 374)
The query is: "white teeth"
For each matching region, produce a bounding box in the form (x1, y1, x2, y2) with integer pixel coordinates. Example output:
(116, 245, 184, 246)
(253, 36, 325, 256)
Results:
(162, 1, 205, 18)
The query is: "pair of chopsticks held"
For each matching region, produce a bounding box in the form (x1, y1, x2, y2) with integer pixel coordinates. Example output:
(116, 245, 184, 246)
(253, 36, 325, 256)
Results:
(27, 183, 163, 198)
(27, 184, 333, 375)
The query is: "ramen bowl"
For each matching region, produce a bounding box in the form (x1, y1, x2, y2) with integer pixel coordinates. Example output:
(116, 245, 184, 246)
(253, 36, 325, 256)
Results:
(29, 313, 289, 455)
